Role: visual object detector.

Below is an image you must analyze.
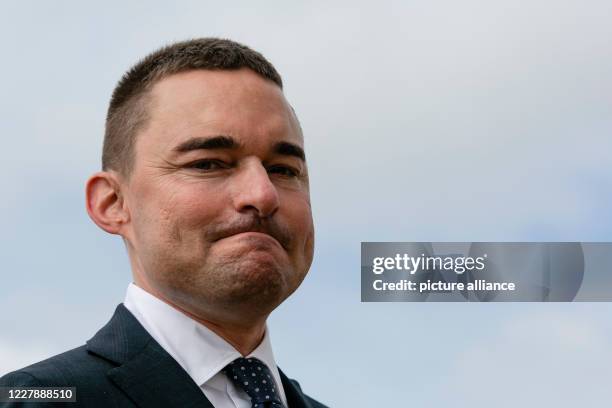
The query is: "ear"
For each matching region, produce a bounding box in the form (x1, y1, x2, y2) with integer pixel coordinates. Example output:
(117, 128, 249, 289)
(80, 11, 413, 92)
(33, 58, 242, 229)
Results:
(85, 171, 129, 235)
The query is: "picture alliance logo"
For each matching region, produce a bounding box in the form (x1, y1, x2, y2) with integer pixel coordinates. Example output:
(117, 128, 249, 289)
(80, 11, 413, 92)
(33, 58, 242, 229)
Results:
(363, 242, 588, 302)
(371, 253, 488, 275)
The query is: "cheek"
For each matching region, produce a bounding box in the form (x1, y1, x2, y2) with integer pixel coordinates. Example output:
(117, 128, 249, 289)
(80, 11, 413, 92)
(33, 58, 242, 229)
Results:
(282, 192, 314, 248)
(282, 194, 315, 278)
(132, 182, 219, 242)
(160, 189, 224, 233)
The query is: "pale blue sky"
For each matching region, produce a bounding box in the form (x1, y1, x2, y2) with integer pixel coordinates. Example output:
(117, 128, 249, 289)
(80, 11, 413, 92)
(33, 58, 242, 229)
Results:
(1, 1, 611, 406)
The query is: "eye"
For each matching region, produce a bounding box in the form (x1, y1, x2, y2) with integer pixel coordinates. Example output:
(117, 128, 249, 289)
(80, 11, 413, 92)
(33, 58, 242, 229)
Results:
(187, 159, 229, 171)
(267, 165, 299, 178)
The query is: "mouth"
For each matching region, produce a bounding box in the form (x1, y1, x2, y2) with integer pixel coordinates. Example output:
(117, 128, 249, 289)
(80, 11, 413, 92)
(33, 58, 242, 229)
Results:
(219, 231, 286, 250)
(210, 219, 291, 251)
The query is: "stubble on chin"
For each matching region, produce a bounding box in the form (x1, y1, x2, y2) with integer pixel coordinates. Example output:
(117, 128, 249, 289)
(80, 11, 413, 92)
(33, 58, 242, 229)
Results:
(157, 250, 292, 321)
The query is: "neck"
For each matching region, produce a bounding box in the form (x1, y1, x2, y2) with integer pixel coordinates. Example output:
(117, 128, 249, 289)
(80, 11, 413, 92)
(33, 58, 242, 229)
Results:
(132, 278, 267, 355)
(168, 300, 268, 356)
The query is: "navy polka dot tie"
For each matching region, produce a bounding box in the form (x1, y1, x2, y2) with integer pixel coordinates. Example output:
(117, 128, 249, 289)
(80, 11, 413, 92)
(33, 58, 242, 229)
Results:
(223, 357, 284, 408)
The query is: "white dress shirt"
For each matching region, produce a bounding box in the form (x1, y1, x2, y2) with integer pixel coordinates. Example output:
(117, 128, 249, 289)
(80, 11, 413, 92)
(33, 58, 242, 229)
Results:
(123, 283, 288, 408)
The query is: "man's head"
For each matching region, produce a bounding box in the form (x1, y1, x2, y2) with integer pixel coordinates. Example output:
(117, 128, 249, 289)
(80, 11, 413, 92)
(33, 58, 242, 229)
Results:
(86, 38, 314, 326)
(102, 38, 283, 177)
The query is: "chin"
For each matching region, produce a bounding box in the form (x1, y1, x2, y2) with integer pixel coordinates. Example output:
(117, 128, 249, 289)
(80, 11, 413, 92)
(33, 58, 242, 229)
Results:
(215, 258, 290, 305)
(162, 249, 299, 318)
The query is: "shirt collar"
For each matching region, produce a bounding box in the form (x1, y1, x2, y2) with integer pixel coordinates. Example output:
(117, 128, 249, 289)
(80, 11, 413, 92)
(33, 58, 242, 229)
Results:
(123, 283, 282, 389)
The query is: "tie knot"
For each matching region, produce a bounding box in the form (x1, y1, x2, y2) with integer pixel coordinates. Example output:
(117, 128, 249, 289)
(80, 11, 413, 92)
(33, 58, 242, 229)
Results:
(223, 357, 283, 407)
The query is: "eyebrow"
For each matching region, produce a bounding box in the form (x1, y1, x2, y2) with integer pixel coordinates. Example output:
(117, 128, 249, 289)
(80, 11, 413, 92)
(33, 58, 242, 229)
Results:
(273, 141, 305, 161)
(173, 135, 239, 152)
(172, 136, 306, 161)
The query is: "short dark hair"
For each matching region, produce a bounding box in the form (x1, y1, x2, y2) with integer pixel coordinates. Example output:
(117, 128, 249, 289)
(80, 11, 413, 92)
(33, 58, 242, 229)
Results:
(102, 38, 283, 176)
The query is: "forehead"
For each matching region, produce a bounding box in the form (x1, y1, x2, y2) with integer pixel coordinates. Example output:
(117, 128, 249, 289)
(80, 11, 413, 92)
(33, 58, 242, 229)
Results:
(142, 68, 302, 154)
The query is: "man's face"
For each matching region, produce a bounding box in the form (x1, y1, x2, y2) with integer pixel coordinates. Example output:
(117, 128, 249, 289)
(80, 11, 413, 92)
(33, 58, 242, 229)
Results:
(121, 68, 314, 321)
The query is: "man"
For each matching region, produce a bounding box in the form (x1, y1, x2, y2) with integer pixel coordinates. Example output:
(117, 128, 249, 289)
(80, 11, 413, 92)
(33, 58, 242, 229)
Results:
(1, 38, 327, 408)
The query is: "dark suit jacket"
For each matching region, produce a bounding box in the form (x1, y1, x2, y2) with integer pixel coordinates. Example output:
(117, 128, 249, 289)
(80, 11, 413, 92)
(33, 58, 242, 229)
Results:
(0, 304, 328, 408)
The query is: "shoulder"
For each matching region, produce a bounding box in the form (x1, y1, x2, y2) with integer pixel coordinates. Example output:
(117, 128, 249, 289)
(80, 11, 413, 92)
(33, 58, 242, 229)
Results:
(0, 344, 115, 391)
(0, 345, 122, 407)
(285, 376, 330, 408)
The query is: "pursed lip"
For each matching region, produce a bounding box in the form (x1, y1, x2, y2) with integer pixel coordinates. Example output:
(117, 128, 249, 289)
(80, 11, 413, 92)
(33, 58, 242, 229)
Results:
(210, 219, 291, 251)
(215, 230, 287, 250)
(230, 231, 281, 244)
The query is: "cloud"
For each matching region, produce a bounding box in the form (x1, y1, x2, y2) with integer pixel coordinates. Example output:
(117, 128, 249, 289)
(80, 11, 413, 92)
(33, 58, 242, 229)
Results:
(446, 309, 612, 407)
(1, 2, 611, 405)
(0, 340, 56, 376)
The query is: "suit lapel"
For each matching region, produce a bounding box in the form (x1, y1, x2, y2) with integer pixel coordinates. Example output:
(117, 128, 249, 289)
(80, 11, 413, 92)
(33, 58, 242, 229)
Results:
(279, 368, 314, 408)
(87, 304, 214, 408)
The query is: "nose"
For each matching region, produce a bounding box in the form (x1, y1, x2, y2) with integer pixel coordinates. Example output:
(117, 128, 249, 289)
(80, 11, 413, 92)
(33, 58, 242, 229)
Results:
(232, 159, 280, 218)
